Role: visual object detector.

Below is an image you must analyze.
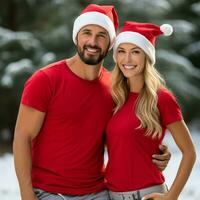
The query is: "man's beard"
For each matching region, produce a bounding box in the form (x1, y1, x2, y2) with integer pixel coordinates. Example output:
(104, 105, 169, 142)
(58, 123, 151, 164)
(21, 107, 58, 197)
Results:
(77, 44, 109, 65)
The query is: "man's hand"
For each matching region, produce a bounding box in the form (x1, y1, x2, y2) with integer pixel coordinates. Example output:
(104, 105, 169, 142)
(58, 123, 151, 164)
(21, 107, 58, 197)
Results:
(152, 144, 171, 171)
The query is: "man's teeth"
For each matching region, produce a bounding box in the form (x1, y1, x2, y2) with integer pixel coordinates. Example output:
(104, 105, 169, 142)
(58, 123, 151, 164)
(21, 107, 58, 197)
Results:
(123, 64, 136, 69)
(87, 47, 98, 53)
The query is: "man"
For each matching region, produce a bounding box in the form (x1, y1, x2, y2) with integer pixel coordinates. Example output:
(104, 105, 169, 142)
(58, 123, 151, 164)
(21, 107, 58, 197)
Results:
(13, 4, 170, 200)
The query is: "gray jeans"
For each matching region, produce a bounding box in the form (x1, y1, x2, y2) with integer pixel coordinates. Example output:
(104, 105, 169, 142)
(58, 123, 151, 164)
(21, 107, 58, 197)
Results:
(109, 184, 168, 200)
(34, 188, 110, 200)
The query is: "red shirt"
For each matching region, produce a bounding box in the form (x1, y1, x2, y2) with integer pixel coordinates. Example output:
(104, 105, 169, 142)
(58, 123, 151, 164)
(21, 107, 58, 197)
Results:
(21, 60, 113, 194)
(105, 88, 183, 192)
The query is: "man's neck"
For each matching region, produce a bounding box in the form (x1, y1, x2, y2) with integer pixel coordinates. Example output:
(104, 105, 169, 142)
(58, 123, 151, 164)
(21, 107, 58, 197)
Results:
(66, 54, 103, 81)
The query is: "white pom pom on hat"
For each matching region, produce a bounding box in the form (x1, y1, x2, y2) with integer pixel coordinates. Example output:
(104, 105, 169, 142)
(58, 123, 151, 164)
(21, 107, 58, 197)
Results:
(160, 24, 173, 36)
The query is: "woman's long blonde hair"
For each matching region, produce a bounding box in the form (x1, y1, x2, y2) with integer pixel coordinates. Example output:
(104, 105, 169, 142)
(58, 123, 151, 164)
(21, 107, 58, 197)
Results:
(112, 57, 166, 139)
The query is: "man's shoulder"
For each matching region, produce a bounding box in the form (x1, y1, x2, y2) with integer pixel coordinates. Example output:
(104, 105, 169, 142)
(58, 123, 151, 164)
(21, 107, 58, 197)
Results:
(101, 67, 112, 87)
(41, 60, 66, 73)
(36, 59, 67, 81)
(28, 60, 66, 84)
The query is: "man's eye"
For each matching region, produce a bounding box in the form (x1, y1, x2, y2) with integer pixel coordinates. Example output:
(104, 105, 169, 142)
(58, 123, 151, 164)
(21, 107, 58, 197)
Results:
(117, 50, 125, 53)
(83, 32, 91, 35)
(98, 34, 106, 38)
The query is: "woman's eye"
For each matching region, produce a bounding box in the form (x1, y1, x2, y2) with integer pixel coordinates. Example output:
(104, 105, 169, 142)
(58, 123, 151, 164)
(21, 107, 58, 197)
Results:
(132, 50, 140, 54)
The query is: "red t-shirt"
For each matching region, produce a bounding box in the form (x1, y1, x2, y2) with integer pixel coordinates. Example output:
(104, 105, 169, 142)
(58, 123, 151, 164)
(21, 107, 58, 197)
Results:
(21, 60, 114, 194)
(105, 88, 183, 192)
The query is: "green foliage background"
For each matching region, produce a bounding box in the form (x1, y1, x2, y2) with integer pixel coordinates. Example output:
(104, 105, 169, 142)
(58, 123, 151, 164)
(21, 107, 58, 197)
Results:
(0, 0, 200, 144)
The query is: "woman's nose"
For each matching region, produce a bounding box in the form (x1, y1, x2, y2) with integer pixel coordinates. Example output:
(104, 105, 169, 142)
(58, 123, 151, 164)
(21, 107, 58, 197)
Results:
(124, 52, 132, 63)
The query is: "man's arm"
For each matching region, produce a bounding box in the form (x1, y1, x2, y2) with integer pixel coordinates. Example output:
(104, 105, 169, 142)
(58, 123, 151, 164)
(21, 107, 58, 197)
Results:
(13, 104, 45, 200)
(152, 144, 171, 171)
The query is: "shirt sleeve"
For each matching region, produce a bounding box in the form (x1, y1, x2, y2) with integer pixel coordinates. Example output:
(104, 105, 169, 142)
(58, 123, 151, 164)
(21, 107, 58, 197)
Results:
(158, 89, 183, 126)
(21, 70, 52, 112)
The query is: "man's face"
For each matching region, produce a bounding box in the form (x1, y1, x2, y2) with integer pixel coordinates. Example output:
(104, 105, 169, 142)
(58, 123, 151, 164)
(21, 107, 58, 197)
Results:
(76, 25, 110, 65)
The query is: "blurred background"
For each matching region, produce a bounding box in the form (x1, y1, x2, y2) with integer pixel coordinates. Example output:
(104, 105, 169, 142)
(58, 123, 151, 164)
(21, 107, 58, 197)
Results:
(0, 0, 199, 199)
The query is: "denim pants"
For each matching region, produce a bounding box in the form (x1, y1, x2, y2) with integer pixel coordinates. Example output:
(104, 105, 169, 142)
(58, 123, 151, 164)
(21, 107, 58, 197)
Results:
(34, 188, 110, 200)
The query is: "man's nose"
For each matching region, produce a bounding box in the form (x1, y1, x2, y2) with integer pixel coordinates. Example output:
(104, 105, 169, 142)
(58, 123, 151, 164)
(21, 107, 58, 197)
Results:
(88, 35, 98, 46)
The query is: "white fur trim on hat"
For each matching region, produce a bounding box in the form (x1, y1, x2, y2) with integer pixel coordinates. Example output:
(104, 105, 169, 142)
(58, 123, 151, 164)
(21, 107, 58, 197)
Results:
(73, 12, 116, 50)
(113, 32, 156, 64)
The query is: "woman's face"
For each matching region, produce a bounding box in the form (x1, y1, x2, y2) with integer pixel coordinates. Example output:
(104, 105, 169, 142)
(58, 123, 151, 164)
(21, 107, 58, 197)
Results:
(116, 43, 146, 79)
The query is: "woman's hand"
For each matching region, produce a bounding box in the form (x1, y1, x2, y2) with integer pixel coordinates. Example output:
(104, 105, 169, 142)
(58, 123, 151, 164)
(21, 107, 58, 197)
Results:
(142, 192, 176, 200)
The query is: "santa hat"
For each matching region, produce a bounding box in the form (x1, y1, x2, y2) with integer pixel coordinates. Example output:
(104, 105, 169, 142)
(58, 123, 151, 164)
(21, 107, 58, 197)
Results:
(113, 21, 173, 64)
(73, 4, 119, 50)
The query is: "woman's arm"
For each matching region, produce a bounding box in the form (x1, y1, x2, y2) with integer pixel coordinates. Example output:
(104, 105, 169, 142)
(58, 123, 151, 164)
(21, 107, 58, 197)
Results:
(143, 120, 196, 200)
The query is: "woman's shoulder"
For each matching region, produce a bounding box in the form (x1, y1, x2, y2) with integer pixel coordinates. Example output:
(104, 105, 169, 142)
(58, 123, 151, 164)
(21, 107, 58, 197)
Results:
(157, 87, 179, 107)
(157, 87, 181, 110)
(157, 87, 175, 99)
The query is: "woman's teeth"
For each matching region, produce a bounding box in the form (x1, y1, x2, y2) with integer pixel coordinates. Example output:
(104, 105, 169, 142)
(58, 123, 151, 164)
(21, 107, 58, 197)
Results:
(123, 64, 136, 69)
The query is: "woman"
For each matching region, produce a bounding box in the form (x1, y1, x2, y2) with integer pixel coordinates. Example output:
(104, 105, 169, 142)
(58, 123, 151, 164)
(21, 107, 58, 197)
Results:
(105, 21, 196, 200)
